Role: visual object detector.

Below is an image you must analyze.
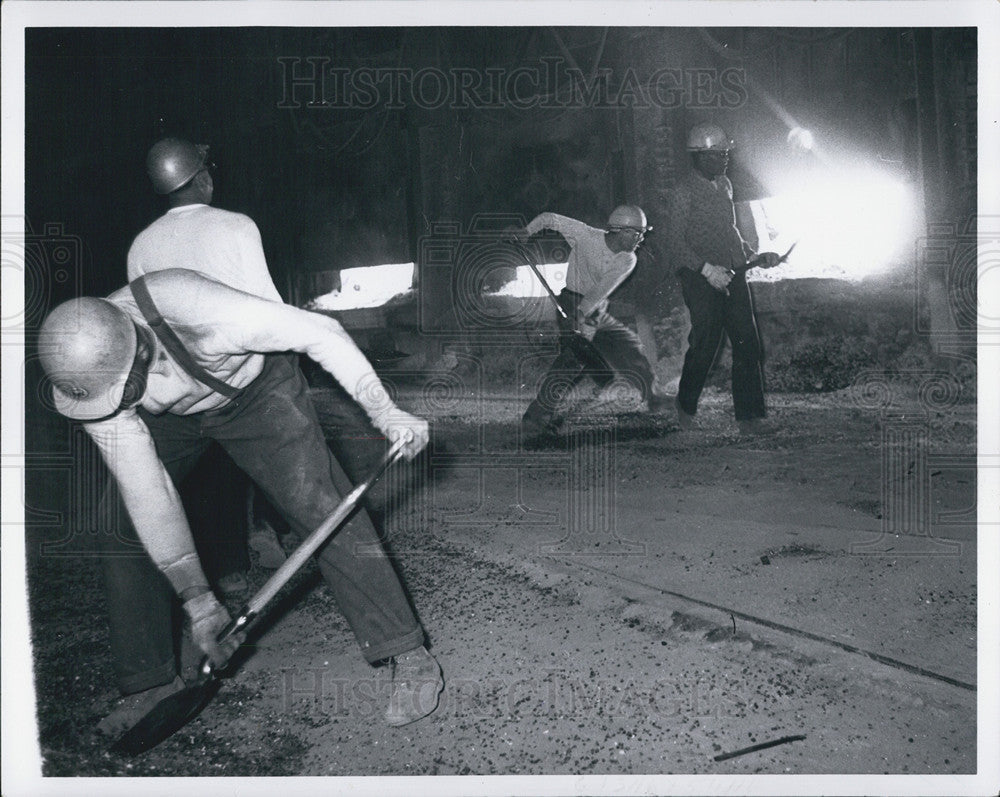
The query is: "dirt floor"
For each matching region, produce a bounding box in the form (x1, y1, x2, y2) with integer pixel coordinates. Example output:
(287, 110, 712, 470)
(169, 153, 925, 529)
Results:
(22, 379, 980, 789)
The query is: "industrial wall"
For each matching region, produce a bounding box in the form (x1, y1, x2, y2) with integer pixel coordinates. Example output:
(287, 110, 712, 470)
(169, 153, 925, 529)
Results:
(23, 26, 976, 372)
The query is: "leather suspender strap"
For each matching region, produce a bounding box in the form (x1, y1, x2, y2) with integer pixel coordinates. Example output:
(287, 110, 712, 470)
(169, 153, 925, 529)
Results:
(129, 275, 242, 399)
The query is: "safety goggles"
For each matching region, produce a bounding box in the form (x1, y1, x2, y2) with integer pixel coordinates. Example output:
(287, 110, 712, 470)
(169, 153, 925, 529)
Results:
(610, 226, 652, 239)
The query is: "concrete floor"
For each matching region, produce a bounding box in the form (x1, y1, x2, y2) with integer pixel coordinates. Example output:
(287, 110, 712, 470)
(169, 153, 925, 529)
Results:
(19, 384, 991, 796)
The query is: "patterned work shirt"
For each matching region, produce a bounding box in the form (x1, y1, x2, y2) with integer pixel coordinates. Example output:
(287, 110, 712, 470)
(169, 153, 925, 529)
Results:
(667, 172, 754, 272)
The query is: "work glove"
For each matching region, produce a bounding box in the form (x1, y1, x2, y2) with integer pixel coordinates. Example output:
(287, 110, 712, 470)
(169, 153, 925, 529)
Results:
(578, 319, 598, 341)
(373, 407, 430, 460)
(701, 262, 734, 293)
(184, 591, 244, 671)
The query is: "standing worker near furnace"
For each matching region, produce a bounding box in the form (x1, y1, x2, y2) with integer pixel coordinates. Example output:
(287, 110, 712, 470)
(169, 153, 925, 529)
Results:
(514, 205, 670, 443)
(38, 268, 445, 735)
(131, 136, 289, 588)
(668, 123, 782, 434)
(131, 137, 284, 302)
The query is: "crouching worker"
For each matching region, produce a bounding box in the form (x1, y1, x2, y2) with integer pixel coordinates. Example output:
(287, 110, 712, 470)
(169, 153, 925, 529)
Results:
(514, 205, 670, 444)
(37, 268, 443, 735)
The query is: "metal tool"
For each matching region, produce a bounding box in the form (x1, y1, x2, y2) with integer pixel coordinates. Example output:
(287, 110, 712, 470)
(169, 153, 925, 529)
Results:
(713, 733, 806, 762)
(510, 239, 615, 379)
(110, 438, 408, 756)
(734, 240, 798, 275)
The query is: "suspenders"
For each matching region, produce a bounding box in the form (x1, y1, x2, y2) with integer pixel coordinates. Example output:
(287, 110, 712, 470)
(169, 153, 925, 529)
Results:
(129, 275, 242, 400)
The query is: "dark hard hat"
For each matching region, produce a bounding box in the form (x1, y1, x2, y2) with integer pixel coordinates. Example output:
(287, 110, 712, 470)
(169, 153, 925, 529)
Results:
(146, 137, 209, 194)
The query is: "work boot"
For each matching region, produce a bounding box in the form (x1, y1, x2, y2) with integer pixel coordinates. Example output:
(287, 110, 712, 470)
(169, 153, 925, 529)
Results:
(96, 675, 186, 737)
(675, 397, 697, 431)
(385, 646, 444, 727)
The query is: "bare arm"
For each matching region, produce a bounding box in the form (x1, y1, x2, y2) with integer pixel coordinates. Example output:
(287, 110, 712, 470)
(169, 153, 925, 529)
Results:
(84, 411, 209, 595)
(199, 280, 427, 456)
(144, 270, 428, 456)
(525, 212, 591, 245)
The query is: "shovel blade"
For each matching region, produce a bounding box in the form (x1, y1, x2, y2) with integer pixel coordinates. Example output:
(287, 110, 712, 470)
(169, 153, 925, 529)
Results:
(109, 677, 220, 756)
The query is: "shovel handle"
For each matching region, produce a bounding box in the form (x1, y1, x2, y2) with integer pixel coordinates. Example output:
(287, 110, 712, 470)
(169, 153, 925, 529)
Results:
(511, 239, 571, 322)
(248, 437, 406, 616)
(209, 438, 408, 656)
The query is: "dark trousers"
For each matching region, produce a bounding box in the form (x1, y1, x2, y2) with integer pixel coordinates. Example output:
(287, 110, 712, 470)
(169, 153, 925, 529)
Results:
(98, 354, 423, 694)
(523, 289, 655, 427)
(676, 268, 766, 421)
(181, 442, 250, 585)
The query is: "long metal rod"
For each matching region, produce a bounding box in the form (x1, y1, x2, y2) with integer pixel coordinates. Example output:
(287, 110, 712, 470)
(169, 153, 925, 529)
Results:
(568, 559, 976, 692)
(511, 240, 570, 321)
(713, 734, 807, 762)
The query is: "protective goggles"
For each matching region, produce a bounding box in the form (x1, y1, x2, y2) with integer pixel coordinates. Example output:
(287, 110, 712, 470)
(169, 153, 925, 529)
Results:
(609, 226, 652, 237)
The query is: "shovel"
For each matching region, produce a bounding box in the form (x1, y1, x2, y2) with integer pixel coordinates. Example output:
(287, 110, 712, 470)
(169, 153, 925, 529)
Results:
(110, 438, 408, 756)
(510, 239, 616, 380)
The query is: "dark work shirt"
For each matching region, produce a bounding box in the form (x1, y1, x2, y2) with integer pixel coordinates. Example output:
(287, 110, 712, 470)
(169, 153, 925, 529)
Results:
(667, 172, 754, 272)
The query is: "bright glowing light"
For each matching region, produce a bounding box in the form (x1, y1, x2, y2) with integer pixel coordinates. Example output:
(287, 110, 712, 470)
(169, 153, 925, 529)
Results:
(787, 127, 814, 151)
(491, 263, 568, 297)
(751, 168, 917, 280)
(309, 262, 414, 310)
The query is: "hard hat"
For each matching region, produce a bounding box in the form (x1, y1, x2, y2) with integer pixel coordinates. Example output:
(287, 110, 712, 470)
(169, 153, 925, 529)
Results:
(607, 205, 651, 232)
(686, 123, 733, 152)
(146, 137, 209, 194)
(38, 298, 139, 420)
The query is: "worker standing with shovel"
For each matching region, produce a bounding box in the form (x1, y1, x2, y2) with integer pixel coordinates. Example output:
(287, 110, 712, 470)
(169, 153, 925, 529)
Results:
(512, 205, 670, 445)
(37, 268, 444, 740)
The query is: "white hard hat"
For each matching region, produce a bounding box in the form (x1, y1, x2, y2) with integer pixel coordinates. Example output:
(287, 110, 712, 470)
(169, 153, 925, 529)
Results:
(39, 298, 140, 420)
(686, 123, 733, 152)
(606, 204, 651, 232)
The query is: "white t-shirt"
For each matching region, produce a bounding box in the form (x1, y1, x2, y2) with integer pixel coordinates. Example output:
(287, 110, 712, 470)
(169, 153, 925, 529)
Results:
(525, 212, 636, 318)
(127, 204, 282, 302)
